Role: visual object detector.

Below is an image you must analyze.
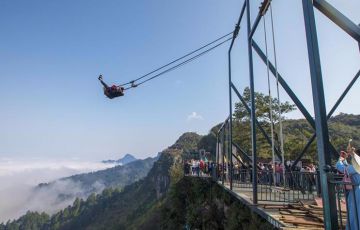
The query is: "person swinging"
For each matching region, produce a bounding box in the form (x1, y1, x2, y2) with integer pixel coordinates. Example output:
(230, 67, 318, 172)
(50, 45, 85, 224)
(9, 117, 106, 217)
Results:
(98, 75, 124, 99)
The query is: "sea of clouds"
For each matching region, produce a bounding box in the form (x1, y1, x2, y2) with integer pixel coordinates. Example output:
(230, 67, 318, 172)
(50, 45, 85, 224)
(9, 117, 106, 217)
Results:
(0, 158, 117, 223)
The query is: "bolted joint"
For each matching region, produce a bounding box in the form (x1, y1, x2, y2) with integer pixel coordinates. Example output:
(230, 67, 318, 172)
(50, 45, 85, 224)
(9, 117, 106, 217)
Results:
(259, 0, 271, 16)
(233, 24, 240, 38)
(130, 81, 138, 88)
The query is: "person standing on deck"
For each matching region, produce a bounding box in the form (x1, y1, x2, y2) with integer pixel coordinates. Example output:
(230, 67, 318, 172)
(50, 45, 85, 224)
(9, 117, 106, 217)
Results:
(196, 160, 200, 177)
(308, 164, 316, 193)
(275, 162, 280, 186)
(336, 146, 360, 230)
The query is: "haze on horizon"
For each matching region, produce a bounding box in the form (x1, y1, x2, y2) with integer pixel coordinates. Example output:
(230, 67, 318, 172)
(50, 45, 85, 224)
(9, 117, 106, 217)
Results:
(0, 0, 359, 161)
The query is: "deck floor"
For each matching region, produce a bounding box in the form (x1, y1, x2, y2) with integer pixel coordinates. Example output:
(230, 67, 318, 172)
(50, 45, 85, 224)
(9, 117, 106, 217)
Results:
(219, 181, 334, 229)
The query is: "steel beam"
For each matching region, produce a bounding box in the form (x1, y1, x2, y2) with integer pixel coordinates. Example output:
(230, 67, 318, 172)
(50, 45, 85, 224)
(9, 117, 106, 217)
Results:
(246, 0, 258, 204)
(249, 12, 262, 39)
(232, 143, 264, 171)
(303, 0, 338, 228)
(232, 153, 242, 166)
(327, 70, 360, 117)
(252, 40, 339, 157)
(217, 117, 229, 135)
(228, 44, 234, 190)
(232, 142, 252, 163)
(291, 69, 360, 168)
(227, 0, 247, 190)
(222, 128, 225, 185)
(313, 0, 360, 43)
(216, 134, 219, 179)
(252, 41, 314, 124)
(231, 83, 283, 161)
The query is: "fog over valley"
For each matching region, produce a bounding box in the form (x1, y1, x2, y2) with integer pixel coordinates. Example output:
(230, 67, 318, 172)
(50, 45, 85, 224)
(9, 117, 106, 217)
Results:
(0, 159, 116, 222)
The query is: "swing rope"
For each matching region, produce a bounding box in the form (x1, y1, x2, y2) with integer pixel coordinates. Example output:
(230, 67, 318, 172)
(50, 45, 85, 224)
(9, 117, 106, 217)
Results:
(270, 3, 286, 188)
(117, 31, 233, 88)
(132, 37, 232, 89)
(262, 15, 276, 187)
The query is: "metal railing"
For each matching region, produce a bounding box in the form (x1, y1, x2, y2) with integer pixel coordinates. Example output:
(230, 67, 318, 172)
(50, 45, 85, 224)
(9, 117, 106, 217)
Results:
(187, 162, 360, 229)
(329, 174, 360, 230)
(216, 164, 320, 203)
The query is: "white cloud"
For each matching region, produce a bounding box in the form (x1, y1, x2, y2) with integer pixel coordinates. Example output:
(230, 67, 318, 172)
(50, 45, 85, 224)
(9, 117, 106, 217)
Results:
(0, 159, 116, 222)
(187, 112, 203, 121)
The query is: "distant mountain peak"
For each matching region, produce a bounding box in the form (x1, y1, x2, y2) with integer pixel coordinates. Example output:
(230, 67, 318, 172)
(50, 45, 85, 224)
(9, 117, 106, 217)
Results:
(102, 154, 137, 165)
(119, 154, 137, 165)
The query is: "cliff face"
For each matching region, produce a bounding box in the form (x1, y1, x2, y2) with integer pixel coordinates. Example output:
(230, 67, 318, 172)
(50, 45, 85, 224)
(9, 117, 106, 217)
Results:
(1, 131, 273, 230)
(160, 177, 274, 230)
(60, 149, 176, 230)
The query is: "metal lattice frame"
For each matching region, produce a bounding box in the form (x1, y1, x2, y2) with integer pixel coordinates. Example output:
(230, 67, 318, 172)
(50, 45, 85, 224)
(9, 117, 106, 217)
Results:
(215, 0, 360, 229)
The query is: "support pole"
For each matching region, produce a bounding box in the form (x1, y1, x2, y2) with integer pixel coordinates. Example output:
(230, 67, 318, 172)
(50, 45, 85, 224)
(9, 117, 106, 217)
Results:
(226, 122, 232, 189)
(228, 25, 239, 191)
(216, 134, 219, 180)
(302, 0, 338, 228)
(222, 128, 226, 185)
(246, 0, 258, 204)
(228, 53, 233, 190)
(226, 1, 245, 190)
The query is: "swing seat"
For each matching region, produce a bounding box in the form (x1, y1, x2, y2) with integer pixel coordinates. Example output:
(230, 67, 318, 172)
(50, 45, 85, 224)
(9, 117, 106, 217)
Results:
(104, 88, 124, 99)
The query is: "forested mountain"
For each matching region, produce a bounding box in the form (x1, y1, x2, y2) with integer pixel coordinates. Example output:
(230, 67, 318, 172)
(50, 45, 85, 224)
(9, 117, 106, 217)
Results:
(212, 87, 360, 163)
(232, 113, 360, 162)
(228, 88, 360, 162)
(56, 157, 156, 190)
(0, 157, 156, 227)
(0, 131, 274, 229)
(30, 157, 156, 213)
(197, 113, 360, 164)
(2, 113, 360, 229)
(2, 98, 360, 230)
(0, 133, 200, 229)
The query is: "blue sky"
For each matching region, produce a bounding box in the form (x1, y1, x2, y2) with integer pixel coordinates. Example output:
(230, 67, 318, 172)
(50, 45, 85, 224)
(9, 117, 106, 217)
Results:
(0, 0, 359, 160)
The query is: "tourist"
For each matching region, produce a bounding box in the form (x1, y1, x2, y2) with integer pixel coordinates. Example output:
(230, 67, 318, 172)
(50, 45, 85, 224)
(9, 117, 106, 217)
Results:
(184, 161, 190, 175)
(196, 160, 200, 177)
(240, 163, 247, 182)
(306, 163, 316, 193)
(336, 148, 360, 230)
(191, 160, 196, 176)
(199, 160, 205, 176)
(267, 163, 274, 186)
(275, 162, 280, 186)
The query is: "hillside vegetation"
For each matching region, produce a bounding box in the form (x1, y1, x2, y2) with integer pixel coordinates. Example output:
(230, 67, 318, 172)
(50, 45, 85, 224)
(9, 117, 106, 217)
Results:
(0, 133, 197, 229)
(1, 132, 274, 230)
(3, 101, 360, 229)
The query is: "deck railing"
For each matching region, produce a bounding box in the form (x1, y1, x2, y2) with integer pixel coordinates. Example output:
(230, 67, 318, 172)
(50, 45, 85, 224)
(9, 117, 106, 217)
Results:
(215, 165, 320, 202)
(186, 163, 360, 229)
(328, 174, 359, 230)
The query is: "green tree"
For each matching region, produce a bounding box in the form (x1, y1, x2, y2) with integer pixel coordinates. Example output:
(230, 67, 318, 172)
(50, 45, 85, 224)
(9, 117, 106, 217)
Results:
(233, 87, 295, 123)
(232, 87, 296, 159)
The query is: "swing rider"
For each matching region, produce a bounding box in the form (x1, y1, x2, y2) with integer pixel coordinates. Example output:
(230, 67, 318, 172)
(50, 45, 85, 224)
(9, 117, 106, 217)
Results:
(98, 75, 124, 99)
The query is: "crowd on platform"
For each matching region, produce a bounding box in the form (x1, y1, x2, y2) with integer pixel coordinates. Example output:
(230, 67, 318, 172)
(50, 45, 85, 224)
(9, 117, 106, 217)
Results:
(183, 159, 215, 177)
(222, 143, 360, 229)
(215, 160, 319, 189)
(183, 140, 360, 229)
